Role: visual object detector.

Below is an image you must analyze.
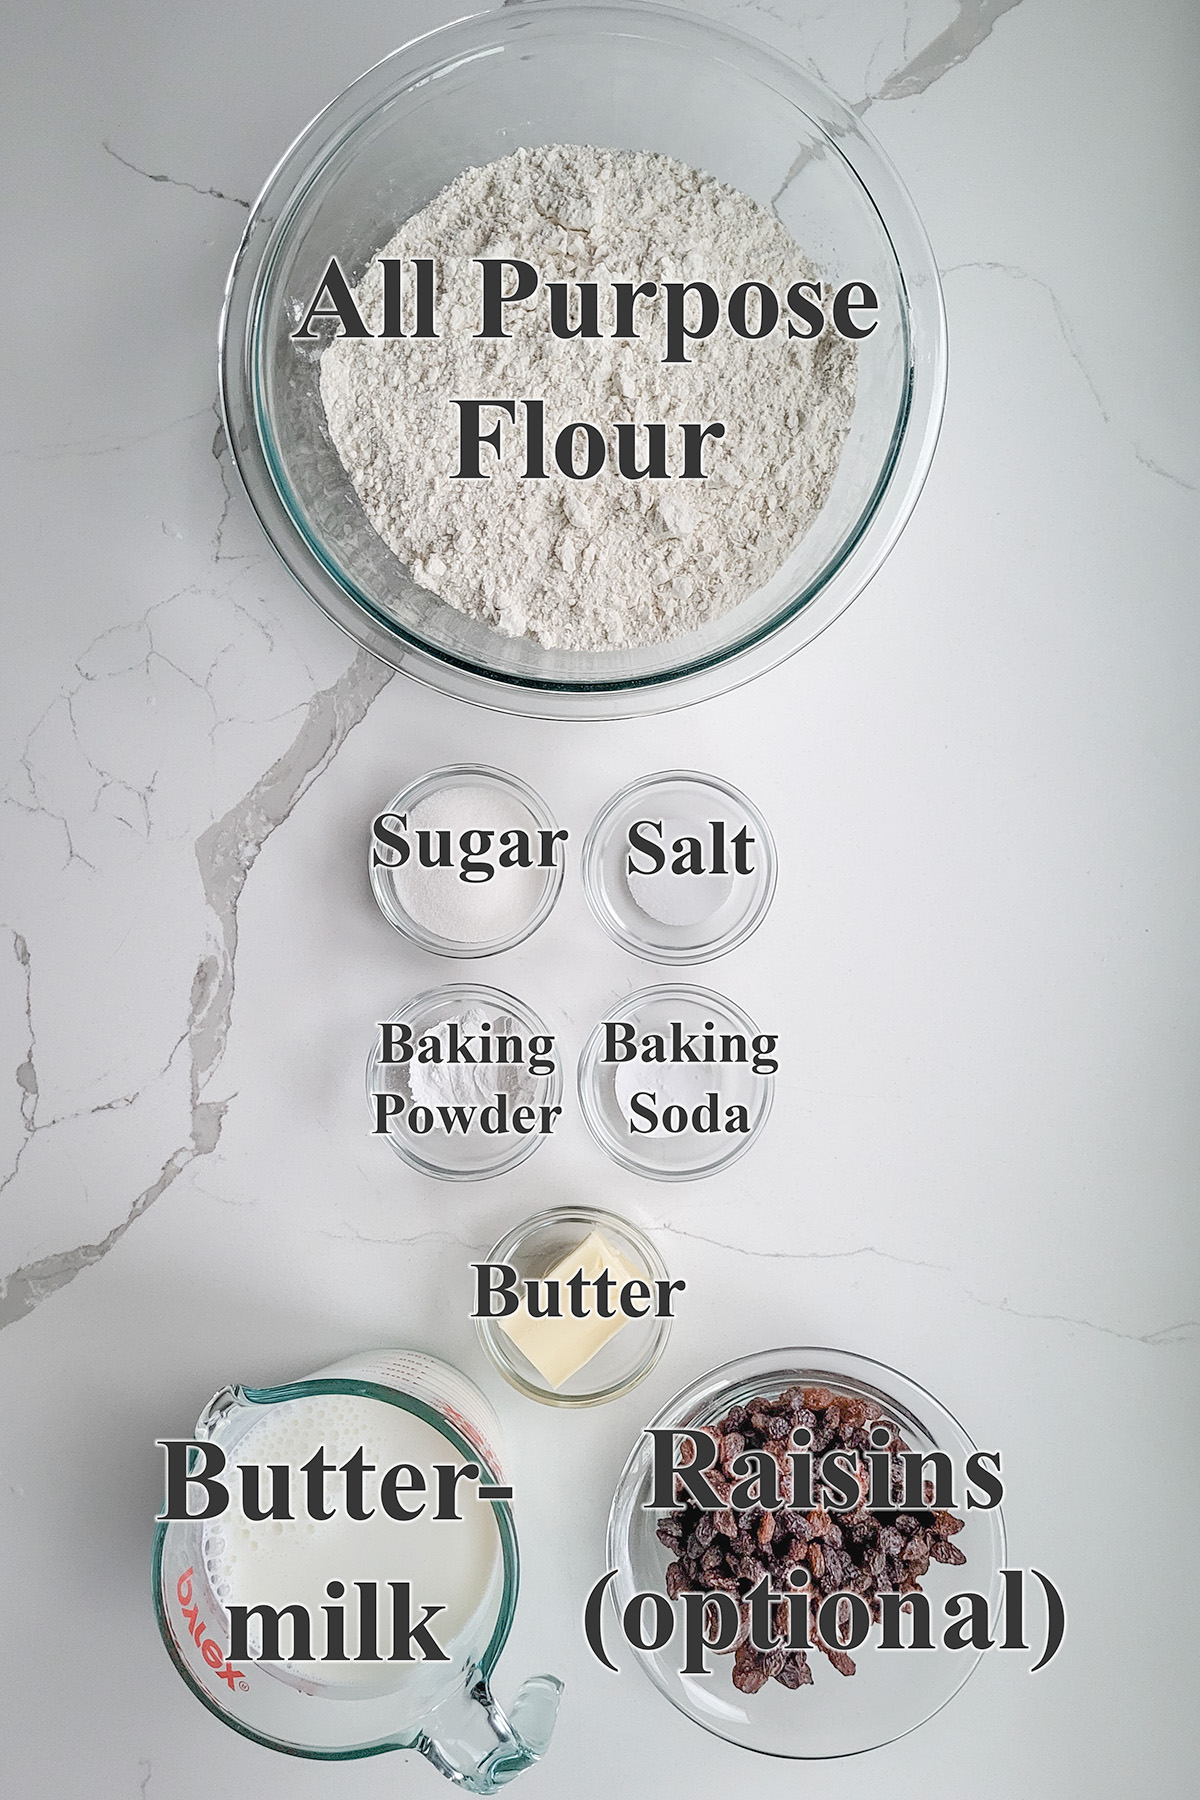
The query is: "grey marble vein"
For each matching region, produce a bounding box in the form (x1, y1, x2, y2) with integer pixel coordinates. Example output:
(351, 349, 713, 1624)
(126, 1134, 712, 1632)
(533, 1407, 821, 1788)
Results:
(657, 1223, 1198, 1349)
(102, 140, 250, 210)
(658, 1219, 953, 1277)
(191, 647, 393, 1099)
(210, 407, 242, 564)
(0, 933, 36, 1196)
(943, 261, 1198, 493)
(12, 934, 35, 1129)
(863, 0, 1024, 106)
(0, 929, 140, 1199)
(508, 0, 1023, 106)
(0, 649, 393, 1330)
(318, 1224, 492, 1253)
(5, 751, 95, 870)
(1, 408, 209, 463)
(764, 0, 1027, 209)
(965, 1294, 1200, 1348)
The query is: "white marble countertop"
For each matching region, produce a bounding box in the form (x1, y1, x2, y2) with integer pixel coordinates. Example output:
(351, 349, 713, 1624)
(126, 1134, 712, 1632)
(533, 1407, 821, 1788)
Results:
(2, 1, 1197, 1794)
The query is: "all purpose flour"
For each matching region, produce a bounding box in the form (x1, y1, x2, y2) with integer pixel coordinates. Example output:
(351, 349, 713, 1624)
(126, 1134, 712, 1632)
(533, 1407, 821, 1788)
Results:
(319, 145, 857, 652)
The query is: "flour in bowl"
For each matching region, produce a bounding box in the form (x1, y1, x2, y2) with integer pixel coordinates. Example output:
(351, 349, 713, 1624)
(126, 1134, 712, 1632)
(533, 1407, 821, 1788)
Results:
(319, 144, 856, 652)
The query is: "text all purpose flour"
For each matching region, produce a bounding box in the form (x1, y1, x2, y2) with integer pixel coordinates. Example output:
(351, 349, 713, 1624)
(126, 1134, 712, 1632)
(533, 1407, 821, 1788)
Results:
(319, 145, 857, 652)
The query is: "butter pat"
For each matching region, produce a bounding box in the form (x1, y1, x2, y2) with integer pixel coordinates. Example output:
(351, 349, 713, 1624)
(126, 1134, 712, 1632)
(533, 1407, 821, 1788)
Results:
(498, 1229, 644, 1390)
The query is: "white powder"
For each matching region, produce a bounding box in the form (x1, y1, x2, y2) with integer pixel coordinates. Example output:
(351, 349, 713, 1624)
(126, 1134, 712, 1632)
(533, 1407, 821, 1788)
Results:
(626, 816, 734, 927)
(613, 1055, 751, 1120)
(404, 1005, 538, 1111)
(320, 144, 856, 652)
(392, 782, 546, 944)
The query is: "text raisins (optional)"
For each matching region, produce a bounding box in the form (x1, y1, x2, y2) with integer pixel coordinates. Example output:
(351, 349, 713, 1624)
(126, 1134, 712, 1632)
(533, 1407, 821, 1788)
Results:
(660, 1385, 969, 1693)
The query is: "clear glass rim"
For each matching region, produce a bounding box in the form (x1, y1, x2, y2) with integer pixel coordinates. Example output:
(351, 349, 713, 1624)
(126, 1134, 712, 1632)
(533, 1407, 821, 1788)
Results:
(365, 983, 562, 1181)
(369, 763, 565, 956)
(151, 1375, 520, 1762)
(576, 983, 774, 1181)
(218, 0, 947, 720)
(475, 1204, 672, 1406)
(581, 770, 778, 964)
(606, 1345, 1007, 1759)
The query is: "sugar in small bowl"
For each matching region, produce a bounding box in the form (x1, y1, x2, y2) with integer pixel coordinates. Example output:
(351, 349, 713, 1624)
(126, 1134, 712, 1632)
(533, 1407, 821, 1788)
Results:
(370, 764, 565, 956)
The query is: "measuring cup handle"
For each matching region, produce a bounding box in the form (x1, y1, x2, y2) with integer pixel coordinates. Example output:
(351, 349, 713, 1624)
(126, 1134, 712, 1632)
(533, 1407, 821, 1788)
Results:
(416, 1671, 562, 1793)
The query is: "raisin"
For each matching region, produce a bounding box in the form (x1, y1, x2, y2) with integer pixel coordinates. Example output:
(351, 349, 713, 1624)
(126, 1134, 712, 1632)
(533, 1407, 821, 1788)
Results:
(732, 1643, 770, 1694)
(665, 1560, 688, 1599)
(658, 1384, 968, 1704)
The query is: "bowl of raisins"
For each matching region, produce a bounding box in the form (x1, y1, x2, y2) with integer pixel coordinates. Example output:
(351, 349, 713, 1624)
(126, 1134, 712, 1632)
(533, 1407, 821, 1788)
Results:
(607, 1346, 1005, 1757)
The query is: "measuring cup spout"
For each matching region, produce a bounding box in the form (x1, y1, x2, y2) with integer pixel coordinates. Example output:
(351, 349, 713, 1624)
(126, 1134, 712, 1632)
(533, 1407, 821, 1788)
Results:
(194, 1383, 253, 1438)
(415, 1670, 563, 1793)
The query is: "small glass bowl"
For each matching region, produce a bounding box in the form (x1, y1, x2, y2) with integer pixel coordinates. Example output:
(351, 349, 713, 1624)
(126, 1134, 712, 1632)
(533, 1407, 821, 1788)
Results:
(369, 764, 564, 957)
(366, 984, 561, 1181)
(582, 771, 776, 963)
(607, 1346, 1006, 1759)
(476, 1206, 672, 1407)
(577, 985, 774, 1180)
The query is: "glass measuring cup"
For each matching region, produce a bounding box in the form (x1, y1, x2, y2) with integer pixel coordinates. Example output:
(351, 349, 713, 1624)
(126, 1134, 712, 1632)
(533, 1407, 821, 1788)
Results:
(152, 1350, 561, 1790)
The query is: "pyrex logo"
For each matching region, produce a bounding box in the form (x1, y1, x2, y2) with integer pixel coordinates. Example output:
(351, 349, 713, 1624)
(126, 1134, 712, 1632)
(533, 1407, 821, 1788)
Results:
(176, 1567, 246, 1691)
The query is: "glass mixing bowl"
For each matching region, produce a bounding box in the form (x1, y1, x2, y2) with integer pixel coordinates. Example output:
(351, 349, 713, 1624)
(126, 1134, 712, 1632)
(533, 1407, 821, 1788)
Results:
(220, 1, 945, 718)
(607, 1348, 1006, 1759)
